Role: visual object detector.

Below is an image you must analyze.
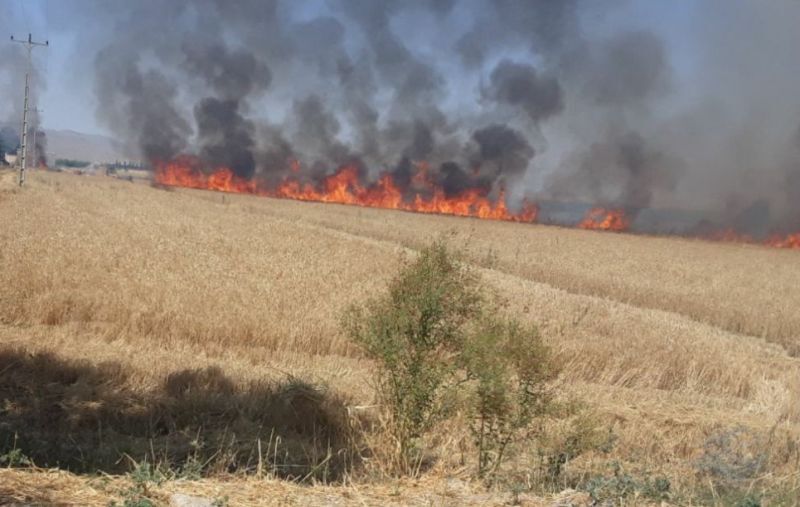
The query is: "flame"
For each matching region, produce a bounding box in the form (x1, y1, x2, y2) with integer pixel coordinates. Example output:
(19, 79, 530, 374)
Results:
(154, 156, 257, 193)
(154, 156, 538, 223)
(152, 156, 798, 250)
(765, 233, 800, 249)
(702, 229, 800, 250)
(578, 208, 631, 231)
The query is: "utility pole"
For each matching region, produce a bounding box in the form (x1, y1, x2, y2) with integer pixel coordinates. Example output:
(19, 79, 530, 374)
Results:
(10, 33, 48, 186)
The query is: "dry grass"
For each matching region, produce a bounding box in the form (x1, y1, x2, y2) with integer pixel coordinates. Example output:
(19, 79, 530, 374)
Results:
(0, 468, 599, 506)
(1, 169, 799, 502)
(225, 189, 800, 355)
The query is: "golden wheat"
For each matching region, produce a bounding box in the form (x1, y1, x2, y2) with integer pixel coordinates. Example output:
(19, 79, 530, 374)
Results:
(1, 169, 799, 501)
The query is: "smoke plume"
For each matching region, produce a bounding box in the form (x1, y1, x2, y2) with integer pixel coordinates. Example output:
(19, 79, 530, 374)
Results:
(19, 0, 800, 235)
(483, 60, 563, 124)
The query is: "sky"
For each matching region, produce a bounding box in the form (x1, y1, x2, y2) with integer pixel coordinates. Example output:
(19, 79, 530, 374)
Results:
(1, 0, 92, 133)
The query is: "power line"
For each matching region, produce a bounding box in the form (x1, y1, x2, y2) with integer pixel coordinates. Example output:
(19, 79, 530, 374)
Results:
(10, 33, 48, 187)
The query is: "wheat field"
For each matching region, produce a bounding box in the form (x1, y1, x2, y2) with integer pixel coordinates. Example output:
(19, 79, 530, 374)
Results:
(1, 169, 799, 504)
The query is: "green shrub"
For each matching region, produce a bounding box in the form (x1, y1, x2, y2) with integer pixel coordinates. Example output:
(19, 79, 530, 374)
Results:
(344, 240, 556, 478)
(108, 461, 163, 507)
(0, 447, 32, 468)
(343, 241, 483, 472)
(461, 318, 557, 480)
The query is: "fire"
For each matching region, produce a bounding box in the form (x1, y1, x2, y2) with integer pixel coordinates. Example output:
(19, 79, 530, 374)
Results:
(765, 233, 800, 249)
(578, 208, 631, 231)
(152, 156, 799, 250)
(154, 156, 257, 193)
(153, 156, 538, 224)
(702, 229, 800, 250)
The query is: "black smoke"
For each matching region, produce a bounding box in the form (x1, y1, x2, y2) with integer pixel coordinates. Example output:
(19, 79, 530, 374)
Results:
(183, 42, 271, 178)
(471, 125, 535, 181)
(483, 60, 563, 123)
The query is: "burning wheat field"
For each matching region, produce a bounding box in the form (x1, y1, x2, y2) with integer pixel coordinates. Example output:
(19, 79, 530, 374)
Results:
(3, 0, 800, 505)
(2, 169, 800, 505)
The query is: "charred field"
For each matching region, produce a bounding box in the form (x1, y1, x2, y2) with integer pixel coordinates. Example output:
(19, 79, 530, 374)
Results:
(0, 169, 799, 505)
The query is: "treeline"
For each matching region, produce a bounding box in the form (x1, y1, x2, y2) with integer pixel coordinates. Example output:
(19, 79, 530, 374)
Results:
(55, 159, 91, 168)
(107, 160, 146, 170)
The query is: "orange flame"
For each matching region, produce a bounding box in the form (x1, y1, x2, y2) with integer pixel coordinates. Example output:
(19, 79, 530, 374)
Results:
(154, 156, 538, 223)
(702, 229, 800, 250)
(578, 208, 631, 231)
(765, 233, 800, 249)
(154, 156, 258, 194)
(152, 156, 799, 250)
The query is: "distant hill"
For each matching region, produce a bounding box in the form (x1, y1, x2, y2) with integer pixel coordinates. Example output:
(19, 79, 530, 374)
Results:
(0, 123, 130, 163)
(44, 129, 129, 163)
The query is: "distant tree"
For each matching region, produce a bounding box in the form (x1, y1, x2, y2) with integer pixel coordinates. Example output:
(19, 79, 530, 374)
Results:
(108, 160, 145, 170)
(55, 159, 91, 169)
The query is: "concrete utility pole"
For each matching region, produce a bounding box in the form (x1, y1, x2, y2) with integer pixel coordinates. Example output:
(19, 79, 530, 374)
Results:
(10, 33, 48, 186)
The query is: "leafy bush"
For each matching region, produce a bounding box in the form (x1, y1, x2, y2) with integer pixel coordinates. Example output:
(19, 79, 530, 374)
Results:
(108, 461, 163, 507)
(461, 318, 557, 480)
(0, 447, 32, 468)
(343, 241, 482, 471)
(344, 240, 556, 477)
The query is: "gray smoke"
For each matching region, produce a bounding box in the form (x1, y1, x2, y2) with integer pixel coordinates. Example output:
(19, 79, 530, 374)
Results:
(456, 0, 579, 68)
(0, 39, 28, 132)
(572, 30, 670, 107)
(94, 46, 190, 163)
(782, 125, 800, 227)
(548, 131, 680, 216)
(28, 0, 800, 233)
(542, 28, 677, 217)
(0, 4, 48, 163)
(291, 95, 352, 170)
